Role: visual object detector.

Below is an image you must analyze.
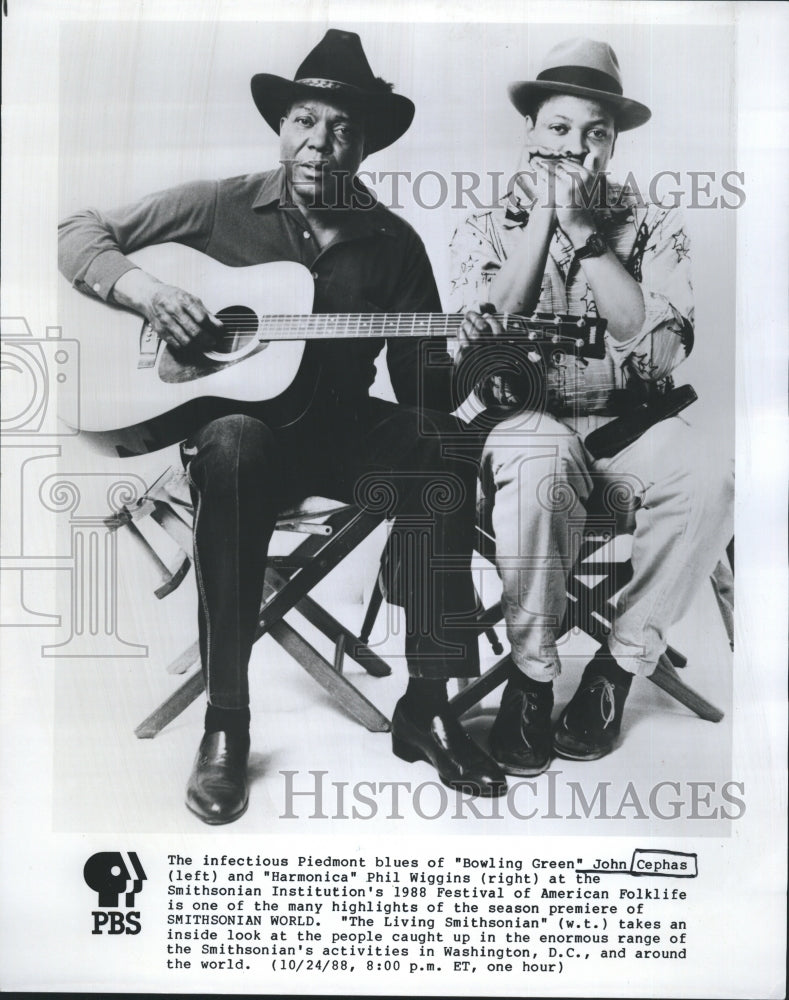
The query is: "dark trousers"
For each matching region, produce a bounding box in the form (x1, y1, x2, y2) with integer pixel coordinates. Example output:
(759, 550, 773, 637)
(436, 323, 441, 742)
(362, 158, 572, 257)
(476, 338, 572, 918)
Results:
(181, 396, 481, 709)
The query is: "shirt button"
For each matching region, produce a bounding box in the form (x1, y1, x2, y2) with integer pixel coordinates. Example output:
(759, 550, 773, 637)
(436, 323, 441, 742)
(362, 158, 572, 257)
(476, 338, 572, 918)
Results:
(302, 230, 311, 239)
(92, 282, 101, 292)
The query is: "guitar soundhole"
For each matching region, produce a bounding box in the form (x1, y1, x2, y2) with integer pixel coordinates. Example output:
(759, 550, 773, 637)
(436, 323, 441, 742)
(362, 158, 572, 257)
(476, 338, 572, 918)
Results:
(209, 306, 260, 356)
(159, 305, 265, 383)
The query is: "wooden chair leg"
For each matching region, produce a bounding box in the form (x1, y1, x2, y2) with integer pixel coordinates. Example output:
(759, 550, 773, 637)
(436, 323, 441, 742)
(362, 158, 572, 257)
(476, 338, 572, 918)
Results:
(166, 639, 200, 675)
(359, 577, 385, 645)
(710, 557, 734, 650)
(288, 590, 391, 678)
(135, 668, 204, 739)
(259, 540, 392, 677)
(268, 619, 390, 732)
(136, 609, 393, 738)
(664, 644, 688, 671)
(647, 653, 724, 722)
(483, 625, 505, 657)
(472, 590, 504, 655)
(136, 505, 389, 737)
(449, 655, 511, 717)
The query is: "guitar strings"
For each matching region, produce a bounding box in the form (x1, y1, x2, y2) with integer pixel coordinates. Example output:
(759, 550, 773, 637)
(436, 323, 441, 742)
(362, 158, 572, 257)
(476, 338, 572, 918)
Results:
(216, 314, 598, 339)
(209, 314, 610, 404)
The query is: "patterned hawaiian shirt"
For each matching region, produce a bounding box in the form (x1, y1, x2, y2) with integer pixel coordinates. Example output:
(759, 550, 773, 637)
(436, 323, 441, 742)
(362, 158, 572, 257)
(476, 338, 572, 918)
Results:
(448, 184, 694, 429)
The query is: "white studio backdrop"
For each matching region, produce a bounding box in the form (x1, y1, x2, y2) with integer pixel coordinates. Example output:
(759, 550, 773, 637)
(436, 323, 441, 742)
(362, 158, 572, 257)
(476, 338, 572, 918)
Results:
(58, 20, 736, 445)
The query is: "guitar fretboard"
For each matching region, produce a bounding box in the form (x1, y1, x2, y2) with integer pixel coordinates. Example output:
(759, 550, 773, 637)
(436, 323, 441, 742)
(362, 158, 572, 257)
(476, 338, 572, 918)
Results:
(255, 313, 591, 341)
(258, 313, 462, 339)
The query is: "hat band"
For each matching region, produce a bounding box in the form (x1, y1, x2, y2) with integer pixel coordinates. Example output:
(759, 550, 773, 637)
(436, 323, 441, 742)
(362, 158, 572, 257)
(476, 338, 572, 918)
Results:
(295, 77, 364, 94)
(536, 65, 623, 97)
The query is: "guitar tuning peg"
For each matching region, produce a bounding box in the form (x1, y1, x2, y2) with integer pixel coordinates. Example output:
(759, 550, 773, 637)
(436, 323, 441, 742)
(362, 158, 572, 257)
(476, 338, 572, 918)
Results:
(528, 330, 538, 340)
(552, 315, 562, 325)
(575, 337, 585, 349)
(527, 350, 541, 363)
(551, 333, 561, 343)
(576, 317, 586, 327)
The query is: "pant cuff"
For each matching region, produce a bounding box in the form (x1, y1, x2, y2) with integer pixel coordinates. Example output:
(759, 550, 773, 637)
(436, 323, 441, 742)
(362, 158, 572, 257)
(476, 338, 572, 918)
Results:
(510, 648, 562, 682)
(607, 638, 657, 677)
(406, 658, 479, 680)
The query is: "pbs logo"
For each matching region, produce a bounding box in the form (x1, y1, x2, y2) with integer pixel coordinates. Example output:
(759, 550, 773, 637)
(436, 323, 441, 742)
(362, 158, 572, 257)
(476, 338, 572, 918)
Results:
(83, 851, 147, 936)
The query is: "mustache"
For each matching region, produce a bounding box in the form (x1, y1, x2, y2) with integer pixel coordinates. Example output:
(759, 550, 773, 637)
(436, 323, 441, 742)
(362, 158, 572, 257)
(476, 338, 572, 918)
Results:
(529, 151, 586, 164)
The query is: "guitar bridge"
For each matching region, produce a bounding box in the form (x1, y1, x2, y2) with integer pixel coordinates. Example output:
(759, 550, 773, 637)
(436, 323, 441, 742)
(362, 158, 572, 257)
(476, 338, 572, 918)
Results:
(137, 322, 160, 369)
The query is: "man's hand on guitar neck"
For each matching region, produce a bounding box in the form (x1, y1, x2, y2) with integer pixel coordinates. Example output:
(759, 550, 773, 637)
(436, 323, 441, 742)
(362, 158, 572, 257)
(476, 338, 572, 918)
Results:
(111, 267, 223, 349)
(457, 305, 508, 359)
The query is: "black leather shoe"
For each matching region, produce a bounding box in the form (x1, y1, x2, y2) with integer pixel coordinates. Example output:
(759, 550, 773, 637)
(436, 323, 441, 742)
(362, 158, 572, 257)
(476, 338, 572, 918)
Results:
(186, 730, 250, 824)
(490, 678, 554, 776)
(391, 698, 507, 797)
(553, 648, 632, 761)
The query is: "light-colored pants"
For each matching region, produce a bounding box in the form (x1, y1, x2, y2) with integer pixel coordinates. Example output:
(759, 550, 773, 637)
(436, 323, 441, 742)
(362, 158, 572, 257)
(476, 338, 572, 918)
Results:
(479, 412, 734, 679)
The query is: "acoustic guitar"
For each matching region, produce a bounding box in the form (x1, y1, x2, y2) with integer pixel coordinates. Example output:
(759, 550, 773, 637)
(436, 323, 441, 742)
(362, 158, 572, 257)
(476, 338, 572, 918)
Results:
(58, 243, 606, 456)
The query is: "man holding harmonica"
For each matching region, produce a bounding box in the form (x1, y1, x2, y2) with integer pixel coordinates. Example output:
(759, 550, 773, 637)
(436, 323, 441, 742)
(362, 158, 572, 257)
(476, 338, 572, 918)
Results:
(452, 38, 733, 775)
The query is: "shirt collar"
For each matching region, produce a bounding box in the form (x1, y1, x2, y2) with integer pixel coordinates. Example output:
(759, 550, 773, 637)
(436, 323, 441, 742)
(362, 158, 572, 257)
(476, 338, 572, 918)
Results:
(251, 165, 396, 238)
(251, 166, 290, 210)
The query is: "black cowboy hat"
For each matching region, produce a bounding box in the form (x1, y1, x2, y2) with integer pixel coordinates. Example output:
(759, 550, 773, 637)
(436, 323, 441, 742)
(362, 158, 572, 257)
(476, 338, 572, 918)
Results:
(250, 29, 415, 155)
(508, 38, 651, 132)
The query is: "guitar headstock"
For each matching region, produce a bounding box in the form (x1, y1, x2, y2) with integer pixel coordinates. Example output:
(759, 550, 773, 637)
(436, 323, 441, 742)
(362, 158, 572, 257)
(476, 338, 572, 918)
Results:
(497, 312, 607, 361)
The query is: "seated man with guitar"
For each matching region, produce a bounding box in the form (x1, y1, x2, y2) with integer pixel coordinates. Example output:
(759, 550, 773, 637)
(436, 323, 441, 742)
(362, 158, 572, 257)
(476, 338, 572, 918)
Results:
(452, 38, 734, 775)
(59, 29, 508, 823)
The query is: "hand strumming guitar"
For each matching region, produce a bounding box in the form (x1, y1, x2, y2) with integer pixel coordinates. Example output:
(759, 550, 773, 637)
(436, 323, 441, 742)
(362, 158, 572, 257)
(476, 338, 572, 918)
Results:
(112, 267, 223, 350)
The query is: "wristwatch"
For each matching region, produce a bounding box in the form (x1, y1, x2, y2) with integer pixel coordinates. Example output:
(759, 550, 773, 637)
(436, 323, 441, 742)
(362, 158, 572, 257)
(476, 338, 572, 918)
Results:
(574, 231, 608, 260)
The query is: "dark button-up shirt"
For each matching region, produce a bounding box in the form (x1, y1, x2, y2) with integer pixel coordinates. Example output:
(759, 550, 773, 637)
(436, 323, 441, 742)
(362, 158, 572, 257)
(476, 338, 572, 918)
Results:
(58, 167, 453, 409)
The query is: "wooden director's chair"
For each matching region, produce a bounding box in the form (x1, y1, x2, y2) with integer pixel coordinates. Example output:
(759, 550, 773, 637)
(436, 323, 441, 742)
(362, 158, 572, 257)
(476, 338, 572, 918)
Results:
(359, 484, 733, 725)
(110, 466, 394, 738)
(117, 466, 733, 740)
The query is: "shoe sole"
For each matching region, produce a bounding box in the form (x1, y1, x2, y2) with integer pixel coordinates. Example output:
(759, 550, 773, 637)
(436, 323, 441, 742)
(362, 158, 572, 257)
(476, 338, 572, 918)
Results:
(552, 741, 616, 762)
(494, 758, 553, 777)
(489, 739, 553, 777)
(392, 737, 507, 798)
(186, 797, 249, 825)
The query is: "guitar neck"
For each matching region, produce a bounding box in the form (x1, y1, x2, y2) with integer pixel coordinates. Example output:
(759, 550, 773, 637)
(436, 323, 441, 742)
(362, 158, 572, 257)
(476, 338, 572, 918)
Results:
(257, 313, 465, 340)
(256, 312, 598, 342)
